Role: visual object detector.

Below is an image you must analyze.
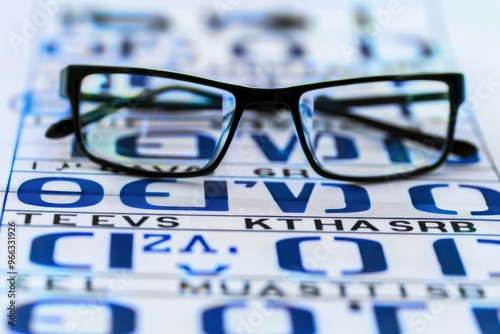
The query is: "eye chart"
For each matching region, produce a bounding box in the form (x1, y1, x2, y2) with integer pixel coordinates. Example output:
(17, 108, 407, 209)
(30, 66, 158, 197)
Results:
(1, 0, 500, 333)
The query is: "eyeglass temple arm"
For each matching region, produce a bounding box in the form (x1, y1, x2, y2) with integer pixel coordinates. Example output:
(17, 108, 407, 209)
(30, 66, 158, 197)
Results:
(45, 86, 477, 158)
(45, 85, 223, 139)
(313, 96, 477, 158)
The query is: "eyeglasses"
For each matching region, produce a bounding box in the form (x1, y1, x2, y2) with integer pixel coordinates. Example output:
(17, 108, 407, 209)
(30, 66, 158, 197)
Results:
(45, 65, 473, 182)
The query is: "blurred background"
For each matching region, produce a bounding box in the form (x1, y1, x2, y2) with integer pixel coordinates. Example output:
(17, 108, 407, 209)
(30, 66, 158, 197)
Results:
(0, 0, 499, 167)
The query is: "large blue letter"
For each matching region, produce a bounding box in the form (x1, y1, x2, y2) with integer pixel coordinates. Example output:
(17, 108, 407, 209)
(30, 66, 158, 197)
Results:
(202, 301, 316, 334)
(30, 232, 93, 269)
(276, 237, 325, 275)
(253, 134, 297, 162)
(374, 303, 425, 334)
(264, 182, 315, 213)
(409, 184, 455, 214)
(410, 184, 500, 215)
(323, 183, 371, 213)
(473, 307, 500, 334)
(433, 239, 466, 276)
(18, 177, 103, 208)
(116, 131, 216, 160)
(335, 237, 387, 274)
(121, 180, 228, 211)
(14, 299, 135, 333)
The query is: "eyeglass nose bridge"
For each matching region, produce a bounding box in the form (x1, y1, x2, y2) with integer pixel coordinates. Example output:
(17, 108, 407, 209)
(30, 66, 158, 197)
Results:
(242, 89, 293, 108)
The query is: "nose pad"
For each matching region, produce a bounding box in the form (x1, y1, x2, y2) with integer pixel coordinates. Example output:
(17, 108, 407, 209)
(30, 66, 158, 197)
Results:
(204, 92, 237, 167)
(299, 92, 314, 137)
(221, 93, 236, 130)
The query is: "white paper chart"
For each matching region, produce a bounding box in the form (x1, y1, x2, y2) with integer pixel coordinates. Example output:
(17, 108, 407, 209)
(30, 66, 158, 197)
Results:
(1, 0, 500, 333)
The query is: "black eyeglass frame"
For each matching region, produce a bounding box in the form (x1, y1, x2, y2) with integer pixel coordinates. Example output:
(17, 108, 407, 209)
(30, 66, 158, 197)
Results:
(60, 65, 465, 182)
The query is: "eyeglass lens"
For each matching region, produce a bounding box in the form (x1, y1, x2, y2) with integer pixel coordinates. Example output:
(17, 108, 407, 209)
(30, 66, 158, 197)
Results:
(79, 73, 236, 173)
(298, 80, 451, 177)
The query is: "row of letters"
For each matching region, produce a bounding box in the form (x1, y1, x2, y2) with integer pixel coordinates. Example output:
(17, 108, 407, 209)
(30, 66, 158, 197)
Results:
(15, 177, 500, 215)
(17, 231, 500, 278)
(7, 298, 499, 333)
(102, 132, 480, 165)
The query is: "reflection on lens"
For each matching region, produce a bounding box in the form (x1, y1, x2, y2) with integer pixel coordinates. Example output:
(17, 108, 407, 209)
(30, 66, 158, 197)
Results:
(79, 73, 235, 173)
(298, 80, 451, 177)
